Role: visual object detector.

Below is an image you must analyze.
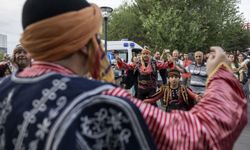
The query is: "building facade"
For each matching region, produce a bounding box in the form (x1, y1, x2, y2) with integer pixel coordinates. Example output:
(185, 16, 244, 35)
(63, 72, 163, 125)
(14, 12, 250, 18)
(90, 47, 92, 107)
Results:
(244, 22, 250, 30)
(0, 34, 7, 53)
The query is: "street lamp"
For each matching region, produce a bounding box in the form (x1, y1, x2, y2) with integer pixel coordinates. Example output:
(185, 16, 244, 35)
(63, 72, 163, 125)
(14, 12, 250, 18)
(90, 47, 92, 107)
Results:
(100, 6, 113, 53)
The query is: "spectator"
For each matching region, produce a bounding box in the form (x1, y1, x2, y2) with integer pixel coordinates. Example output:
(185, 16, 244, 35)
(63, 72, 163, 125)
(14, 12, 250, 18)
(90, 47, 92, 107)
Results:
(11, 44, 31, 72)
(185, 51, 207, 94)
(0, 53, 12, 77)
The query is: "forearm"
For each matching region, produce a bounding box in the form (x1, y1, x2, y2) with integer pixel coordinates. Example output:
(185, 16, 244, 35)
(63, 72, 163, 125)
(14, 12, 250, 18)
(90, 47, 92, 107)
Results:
(156, 61, 173, 69)
(190, 64, 247, 148)
(187, 88, 198, 100)
(116, 60, 134, 70)
(143, 92, 163, 103)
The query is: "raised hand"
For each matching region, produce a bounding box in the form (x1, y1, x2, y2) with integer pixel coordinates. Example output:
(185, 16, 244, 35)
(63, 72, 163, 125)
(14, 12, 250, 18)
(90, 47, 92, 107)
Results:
(206, 46, 228, 75)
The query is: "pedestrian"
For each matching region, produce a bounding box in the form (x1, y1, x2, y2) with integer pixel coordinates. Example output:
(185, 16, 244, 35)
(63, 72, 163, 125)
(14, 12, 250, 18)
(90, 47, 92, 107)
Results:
(185, 51, 207, 94)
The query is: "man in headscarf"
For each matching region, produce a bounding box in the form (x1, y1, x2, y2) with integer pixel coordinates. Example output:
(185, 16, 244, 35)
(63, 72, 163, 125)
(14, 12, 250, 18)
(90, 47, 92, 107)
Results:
(116, 48, 173, 100)
(0, 0, 247, 150)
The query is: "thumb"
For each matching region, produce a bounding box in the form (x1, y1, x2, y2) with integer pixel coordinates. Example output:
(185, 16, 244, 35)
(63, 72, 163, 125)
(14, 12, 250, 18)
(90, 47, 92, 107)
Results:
(206, 46, 226, 75)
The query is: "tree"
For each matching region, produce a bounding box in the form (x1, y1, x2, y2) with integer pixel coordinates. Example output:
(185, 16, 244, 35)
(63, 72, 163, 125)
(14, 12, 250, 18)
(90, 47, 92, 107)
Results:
(0, 51, 4, 61)
(107, 0, 249, 53)
(106, 2, 149, 47)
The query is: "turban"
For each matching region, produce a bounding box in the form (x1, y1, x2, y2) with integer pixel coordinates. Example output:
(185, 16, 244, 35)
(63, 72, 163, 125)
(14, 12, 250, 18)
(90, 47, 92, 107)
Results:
(20, 4, 101, 61)
(20, 1, 114, 82)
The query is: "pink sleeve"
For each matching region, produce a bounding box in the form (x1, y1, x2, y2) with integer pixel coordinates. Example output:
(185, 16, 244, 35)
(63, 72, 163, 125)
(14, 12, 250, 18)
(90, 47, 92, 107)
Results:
(156, 61, 173, 69)
(116, 59, 135, 70)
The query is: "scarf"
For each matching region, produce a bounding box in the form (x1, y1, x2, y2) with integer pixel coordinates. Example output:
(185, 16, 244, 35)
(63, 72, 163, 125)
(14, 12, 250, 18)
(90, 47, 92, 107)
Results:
(20, 4, 114, 83)
(139, 57, 153, 74)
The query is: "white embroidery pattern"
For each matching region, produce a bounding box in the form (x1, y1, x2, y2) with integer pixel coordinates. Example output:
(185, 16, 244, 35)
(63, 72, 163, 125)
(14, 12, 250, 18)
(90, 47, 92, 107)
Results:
(80, 108, 131, 150)
(13, 78, 70, 150)
(0, 89, 14, 150)
(28, 96, 67, 150)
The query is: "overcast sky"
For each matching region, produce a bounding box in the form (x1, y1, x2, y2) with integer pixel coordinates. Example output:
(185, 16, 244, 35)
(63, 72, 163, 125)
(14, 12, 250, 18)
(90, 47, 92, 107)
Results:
(0, 0, 249, 54)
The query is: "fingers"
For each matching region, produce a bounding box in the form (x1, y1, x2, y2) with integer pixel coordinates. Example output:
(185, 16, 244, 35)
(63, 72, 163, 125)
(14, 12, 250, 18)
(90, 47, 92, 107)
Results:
(208, 46, 226, 62)
(210, 46, 224, 53)
(206, 46, 227, 75)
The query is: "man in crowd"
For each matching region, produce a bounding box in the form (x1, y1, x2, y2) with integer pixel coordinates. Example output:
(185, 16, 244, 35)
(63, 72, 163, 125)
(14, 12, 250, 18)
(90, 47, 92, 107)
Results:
(186, 51, 207, 94)
(0, 0, 247, 150)
(0, 44, 31, 77)
(154, 51, 167, 86)
(11, 44, 31, 72)
(172, 49, 183, 68)
(0, 53, 12, 77)
(182, 53, 192, 85)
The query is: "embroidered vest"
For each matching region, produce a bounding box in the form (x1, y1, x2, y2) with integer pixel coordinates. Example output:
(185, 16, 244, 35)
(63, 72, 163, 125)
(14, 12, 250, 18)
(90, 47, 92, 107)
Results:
(0, 73, 156, 150)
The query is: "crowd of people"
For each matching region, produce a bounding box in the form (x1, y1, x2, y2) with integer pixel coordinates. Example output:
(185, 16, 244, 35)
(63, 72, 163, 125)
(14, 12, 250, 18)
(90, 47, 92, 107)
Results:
(0, 0, 248, 149)
(115, 48, 250, 98)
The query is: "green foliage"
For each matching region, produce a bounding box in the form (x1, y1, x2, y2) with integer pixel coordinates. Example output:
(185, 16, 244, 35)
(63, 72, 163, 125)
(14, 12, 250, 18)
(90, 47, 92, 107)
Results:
(0, 51, 4, 61)
(108, 0, 250, 53)
(106, 2, 149, 46)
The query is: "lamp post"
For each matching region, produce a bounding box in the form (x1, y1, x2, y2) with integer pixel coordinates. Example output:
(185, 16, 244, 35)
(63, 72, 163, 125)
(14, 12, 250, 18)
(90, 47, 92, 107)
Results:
(100, 6, 113, 53)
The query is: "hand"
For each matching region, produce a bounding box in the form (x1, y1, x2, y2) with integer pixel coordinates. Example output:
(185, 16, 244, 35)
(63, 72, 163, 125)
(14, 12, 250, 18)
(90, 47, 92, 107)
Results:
(164, 49, 170, 53)
(206, 46, 228, 75)
(167, 54, 173, 62)
(0, 61, 8, 67)
(143, 99, 152, 103)
(115, 54, 121, 61)
(195, 94, 202, 102)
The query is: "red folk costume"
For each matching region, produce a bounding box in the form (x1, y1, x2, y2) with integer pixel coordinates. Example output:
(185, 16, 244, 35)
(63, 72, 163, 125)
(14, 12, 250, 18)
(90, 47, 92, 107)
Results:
(116, 49, 173, 100)
(144, 85, 198, 111)
(144, 69, 199, 111)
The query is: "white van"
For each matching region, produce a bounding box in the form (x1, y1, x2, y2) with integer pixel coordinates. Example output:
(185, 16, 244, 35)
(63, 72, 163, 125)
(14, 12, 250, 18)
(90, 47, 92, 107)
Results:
(106, 40, 143, 64)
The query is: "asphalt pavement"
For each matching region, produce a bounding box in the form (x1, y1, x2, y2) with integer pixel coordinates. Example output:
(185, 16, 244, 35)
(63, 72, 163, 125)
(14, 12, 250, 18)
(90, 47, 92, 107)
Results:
(234, 102, 250, 150)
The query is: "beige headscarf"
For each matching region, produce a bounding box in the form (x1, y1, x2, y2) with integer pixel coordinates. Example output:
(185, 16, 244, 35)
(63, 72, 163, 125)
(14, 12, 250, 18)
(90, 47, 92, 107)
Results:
(20, 4, 114, 82)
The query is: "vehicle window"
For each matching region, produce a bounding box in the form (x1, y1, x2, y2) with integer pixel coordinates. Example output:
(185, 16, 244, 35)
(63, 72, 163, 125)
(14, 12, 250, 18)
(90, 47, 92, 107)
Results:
(107, 50, 128, 63)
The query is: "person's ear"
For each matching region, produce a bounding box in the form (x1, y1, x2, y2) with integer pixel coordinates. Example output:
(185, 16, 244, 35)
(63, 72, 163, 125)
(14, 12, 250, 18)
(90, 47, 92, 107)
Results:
(80, 46, 88, 57)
